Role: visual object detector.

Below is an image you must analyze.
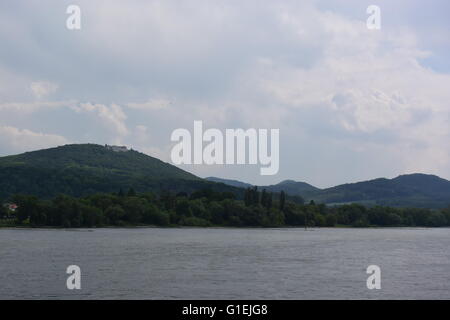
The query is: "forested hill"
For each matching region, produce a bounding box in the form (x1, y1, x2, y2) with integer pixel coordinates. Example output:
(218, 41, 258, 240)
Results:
(259, 180, 319, 194)
(1, 144, 449, 209)
(206, 177, 319, 198)
(306, 174, 450, 209)
(0, 144, 238, 199)
(205, 177, 253, 189)
(207, 174, 450, 209)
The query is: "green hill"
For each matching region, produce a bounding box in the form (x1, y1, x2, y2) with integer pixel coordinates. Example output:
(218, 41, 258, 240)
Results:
(205, 177, 253, 189)
(1, 145, 448, 208)
(206, 177, 318, 194)
(305, 174, 450, 209)
(0, 144, 238, 199)
(207, 174, 450, 209)
(262, 180, 319, 195)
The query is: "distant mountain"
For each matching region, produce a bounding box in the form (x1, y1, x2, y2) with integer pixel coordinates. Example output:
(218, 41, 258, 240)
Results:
(306, 174, 450, 209)
(206, 177, 318, 194)
(207, 174, 450, 209)
(0, 145, 448, 208)
(262, 180, 319, 194)
(0, 144, 240, 199)
(206, 177, 253, 189)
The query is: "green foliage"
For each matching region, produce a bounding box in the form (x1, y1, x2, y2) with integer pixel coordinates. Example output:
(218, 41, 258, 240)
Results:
(0, 203, 6, 218)
(0, 144, 244, 200)
(284, 203, 305, 226)
(279, 191, 286, 211)
(325, 214, 337, 227)
(1, 187, 449, 228)
(181, 216, 210, 227)
(314, 213, 326, 227)
(2, 145, 448, 211)
(105, 205, 125, 225)
(244, 186, 261, 206)
(306, 174, 450, 209)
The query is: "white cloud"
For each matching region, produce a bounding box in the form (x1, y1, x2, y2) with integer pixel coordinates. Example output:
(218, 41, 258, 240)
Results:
(73, 103, 128, 143)
(0, 1, 449, 186)
(0, 100, 75, 114)
(191, 5, 450, 184)
(30, 81, 58, 99)
(0, 126, 68, 153)
(140, 145, 172, 163)
(127, 98, 171, 111)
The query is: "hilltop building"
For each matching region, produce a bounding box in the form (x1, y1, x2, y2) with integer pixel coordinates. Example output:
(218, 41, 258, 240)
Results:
(105, 145, 128, 152)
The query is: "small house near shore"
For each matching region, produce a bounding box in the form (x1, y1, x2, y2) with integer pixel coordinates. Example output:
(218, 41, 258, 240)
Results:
(3, 203, 18, 212)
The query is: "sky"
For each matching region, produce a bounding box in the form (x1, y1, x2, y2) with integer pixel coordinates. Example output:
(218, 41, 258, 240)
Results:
(0, 0, 449, 188)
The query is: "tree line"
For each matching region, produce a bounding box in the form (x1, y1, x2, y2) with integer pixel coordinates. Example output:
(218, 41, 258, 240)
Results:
(1, 187, 450, 228)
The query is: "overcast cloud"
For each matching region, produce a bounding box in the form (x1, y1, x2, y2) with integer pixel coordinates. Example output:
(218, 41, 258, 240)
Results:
(0, 0, 449, 187)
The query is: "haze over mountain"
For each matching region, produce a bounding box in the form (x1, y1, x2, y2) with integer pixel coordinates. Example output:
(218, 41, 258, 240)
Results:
(207, 174, 450, 209)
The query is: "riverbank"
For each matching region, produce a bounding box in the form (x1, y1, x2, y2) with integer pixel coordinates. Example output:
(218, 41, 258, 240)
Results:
(0, 221, 444, 230)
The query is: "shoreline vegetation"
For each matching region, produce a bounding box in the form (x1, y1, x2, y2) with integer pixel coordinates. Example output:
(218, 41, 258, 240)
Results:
(1, 187, 450, 229)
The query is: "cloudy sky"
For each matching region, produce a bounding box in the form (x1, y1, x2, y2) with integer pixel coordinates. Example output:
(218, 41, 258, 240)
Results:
(1, 0, 449, 188)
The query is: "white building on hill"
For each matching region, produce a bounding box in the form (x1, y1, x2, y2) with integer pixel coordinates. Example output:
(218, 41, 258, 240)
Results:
(105, 145, 128, 152)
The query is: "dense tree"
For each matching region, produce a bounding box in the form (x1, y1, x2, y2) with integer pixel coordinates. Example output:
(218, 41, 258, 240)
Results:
(284, 203, 305, 226)
(442, 207, 450, 225)
(325, 214, 337, 227)
(1, 187, 449, 228)
(261, 189, 268, 208)
(127, 188, 136, 197)
(160, 191, 176, 211)
(264, 208, 285, 227)
(175, 198, 193, 218)
(244, 188, 251, 206)
(142, 203, 169, 226)
(210, 201, 226, 225)
(122, 197, 147, 223)
(314, 213, 326, 227)
(279, 191, 286, 211)
(12, 195, 39, 223)
(105, 205, 125, 225)
(267, 192, 273, 209)
(80, 204, 103, 227)
(250, 186, 259, 205)
(0, 199, 8, 219)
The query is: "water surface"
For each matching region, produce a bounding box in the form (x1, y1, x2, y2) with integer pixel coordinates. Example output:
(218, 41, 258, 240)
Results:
(0, 227, 449, 299)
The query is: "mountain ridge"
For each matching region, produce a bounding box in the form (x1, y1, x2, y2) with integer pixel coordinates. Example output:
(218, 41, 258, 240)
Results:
(206, 174, 450, 209)
(0, 144, 240, 199)
(205, 177, 319, 194)
(0, 144, 449, 208)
